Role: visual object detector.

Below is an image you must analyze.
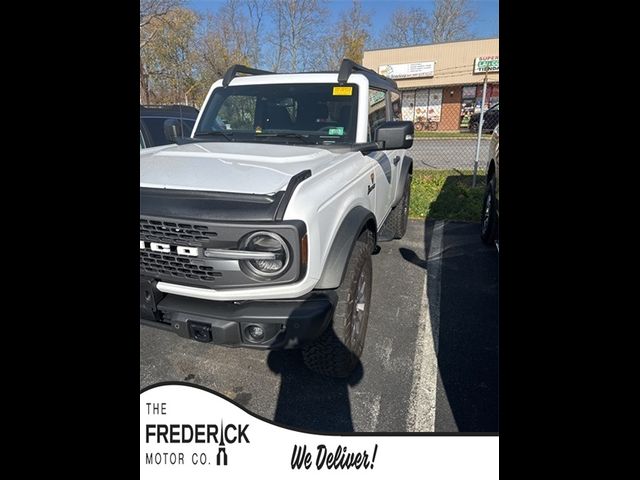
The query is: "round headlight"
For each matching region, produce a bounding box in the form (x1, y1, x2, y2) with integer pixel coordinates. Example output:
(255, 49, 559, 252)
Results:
(240, 231, 291, 279)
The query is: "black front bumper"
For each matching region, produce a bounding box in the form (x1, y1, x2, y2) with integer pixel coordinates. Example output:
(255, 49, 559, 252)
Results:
(140, 279, 336, 349)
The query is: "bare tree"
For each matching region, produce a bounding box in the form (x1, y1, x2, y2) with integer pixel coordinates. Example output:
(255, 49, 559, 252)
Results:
(429, 0, 476, 43)
(245, 0, 268, 66)
(377, 0, 477, 49)
(321, 0, 371, 70)
(141, 7, 200, 104)
(196, 0, 263, 87)
(140, 0, 184, 103)
(266, 1, 287, 71)
(377, 7, 430, 48)
(268, 0, 326, 72)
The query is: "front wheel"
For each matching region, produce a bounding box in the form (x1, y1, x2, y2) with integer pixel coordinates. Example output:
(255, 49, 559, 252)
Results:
(302, 230, 373, 377)
(469, 121, 479, 133)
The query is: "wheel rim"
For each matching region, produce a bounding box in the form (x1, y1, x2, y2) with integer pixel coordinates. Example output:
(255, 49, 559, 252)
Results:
(481, 192, 492, 235)
(350, 267, 367, 346)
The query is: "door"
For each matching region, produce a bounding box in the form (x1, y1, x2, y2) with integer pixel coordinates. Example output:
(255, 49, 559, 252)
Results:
(367, 88, 392, 221)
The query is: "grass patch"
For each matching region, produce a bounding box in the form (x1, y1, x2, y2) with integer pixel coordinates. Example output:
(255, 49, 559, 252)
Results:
(414, 131, 492, 139)
(409, 170, 485, 222)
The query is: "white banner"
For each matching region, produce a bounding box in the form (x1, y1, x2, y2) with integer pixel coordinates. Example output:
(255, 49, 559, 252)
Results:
(141, 384, 499, 479)
(378, 62, 435, 79)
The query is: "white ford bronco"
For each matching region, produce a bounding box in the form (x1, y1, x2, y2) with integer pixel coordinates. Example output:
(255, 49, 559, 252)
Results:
(140, 60, 414, 377)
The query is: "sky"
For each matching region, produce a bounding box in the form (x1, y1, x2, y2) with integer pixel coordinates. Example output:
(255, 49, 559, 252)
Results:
(186, 0, 499, 44)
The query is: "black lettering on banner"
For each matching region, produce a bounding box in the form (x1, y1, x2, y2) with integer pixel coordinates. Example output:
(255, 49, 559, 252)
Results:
(195, 424, 205, 442)
(207, 424, 219, 443)
(225, 424, 237, 444)
(238, 424, 250, 443)
(170, 424, 180, 443)
(182, 424, 193, 443)
(316, 444, 328, 469)
(157, 424, 168, 443)
(146, 403, 167, 415)
(291, 444, 378, 470)
(146, 425, 155, 442)
(291, 444, 312, 470)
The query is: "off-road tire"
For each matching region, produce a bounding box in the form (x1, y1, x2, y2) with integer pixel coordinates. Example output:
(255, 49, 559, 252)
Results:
(480, 178, 498, 245)
(302, 230, 374, 377)
(386, 174, 412, 239)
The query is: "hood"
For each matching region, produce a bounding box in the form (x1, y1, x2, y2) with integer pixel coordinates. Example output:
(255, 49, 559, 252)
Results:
(140, 141, 337, 195)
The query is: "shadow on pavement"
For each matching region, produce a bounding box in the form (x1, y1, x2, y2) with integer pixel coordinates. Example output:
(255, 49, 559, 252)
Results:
(400, 218, 499, 432)
(267, 322, 363, 432)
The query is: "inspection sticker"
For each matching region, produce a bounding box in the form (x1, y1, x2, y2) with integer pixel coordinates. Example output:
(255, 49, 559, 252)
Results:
(332, 86, 353, 96)
(328, 127, 344, 136)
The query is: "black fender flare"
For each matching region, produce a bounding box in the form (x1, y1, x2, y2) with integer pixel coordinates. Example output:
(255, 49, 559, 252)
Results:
(391, 155, 414, 208)
(315, 206, 377, 289)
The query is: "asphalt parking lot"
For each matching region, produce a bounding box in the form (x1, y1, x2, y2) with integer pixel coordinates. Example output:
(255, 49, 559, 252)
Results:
(140, 219, 499, 433)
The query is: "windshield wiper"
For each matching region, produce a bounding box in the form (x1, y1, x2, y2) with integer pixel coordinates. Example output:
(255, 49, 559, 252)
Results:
(193, 131, 234, 141)
(255, 133, 314, 144)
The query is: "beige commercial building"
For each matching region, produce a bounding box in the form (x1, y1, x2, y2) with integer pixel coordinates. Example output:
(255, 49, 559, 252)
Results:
(363, 38, 499, 131)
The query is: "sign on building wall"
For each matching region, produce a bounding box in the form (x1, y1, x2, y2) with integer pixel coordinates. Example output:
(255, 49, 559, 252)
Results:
(378, 61, 435, 79)
(474, 56, 499, 73)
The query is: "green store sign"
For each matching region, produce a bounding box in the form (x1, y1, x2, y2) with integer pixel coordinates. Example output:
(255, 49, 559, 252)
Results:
(474, 56, 499, 73)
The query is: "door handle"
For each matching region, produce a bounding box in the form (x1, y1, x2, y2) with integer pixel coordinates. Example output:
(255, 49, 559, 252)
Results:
(393, 156, 401, 165)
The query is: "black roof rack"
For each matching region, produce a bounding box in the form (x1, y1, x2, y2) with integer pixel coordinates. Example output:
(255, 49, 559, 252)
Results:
(222, 65, 275, 87)
(220, 59, 398, 91)
(337, 58, 398, 90)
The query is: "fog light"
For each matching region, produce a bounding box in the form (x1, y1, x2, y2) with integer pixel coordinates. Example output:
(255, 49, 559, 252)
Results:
(246, 325, 265, 341)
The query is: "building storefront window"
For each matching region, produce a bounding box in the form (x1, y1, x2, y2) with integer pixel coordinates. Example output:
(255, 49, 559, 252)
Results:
(401, 88, 443, 131)
(460, 83, 499, 129)
(460, 85, 476, 128)
(402, 83, 499, 131)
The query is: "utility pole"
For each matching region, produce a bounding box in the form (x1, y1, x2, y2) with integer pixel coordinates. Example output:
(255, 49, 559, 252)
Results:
(472, 71, 488, 187)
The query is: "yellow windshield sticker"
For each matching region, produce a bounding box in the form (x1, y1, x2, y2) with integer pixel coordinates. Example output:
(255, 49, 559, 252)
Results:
(333, 86, 353, 96)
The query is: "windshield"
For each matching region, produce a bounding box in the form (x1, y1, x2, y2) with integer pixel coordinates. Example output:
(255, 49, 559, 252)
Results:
(194, 83, 359, 145)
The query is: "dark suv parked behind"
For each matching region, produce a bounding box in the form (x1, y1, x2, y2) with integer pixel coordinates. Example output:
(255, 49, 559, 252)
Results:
(469, 103, 499, 133)
(140, 105, 199, 148)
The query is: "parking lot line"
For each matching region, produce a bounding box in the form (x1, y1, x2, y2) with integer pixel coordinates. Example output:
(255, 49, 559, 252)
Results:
(406, 220, 444, 432)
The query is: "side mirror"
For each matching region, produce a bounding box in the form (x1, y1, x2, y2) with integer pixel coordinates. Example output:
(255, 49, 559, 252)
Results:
(163, 118, 182, 143)
(374, 121, 414, 150)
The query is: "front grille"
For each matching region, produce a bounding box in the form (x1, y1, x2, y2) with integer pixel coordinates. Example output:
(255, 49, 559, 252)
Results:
(140, 218, 218, 247)
(140, 250, 222, 283)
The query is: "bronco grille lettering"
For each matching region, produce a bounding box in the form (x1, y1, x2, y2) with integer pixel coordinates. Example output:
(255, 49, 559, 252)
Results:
(140, 241, 199, 257)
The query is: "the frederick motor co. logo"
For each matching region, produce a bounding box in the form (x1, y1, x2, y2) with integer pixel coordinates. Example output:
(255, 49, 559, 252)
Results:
(144, 402, 250, 467)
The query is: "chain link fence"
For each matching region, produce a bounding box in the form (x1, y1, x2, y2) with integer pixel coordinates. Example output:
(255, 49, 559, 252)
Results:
(400, 88, 498, 180)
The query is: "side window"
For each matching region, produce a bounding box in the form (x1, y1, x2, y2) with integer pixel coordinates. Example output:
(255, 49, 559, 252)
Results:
(390, 91, 402, 120)
(140, 130, 146, 149)
(368, 88, 387, 141)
